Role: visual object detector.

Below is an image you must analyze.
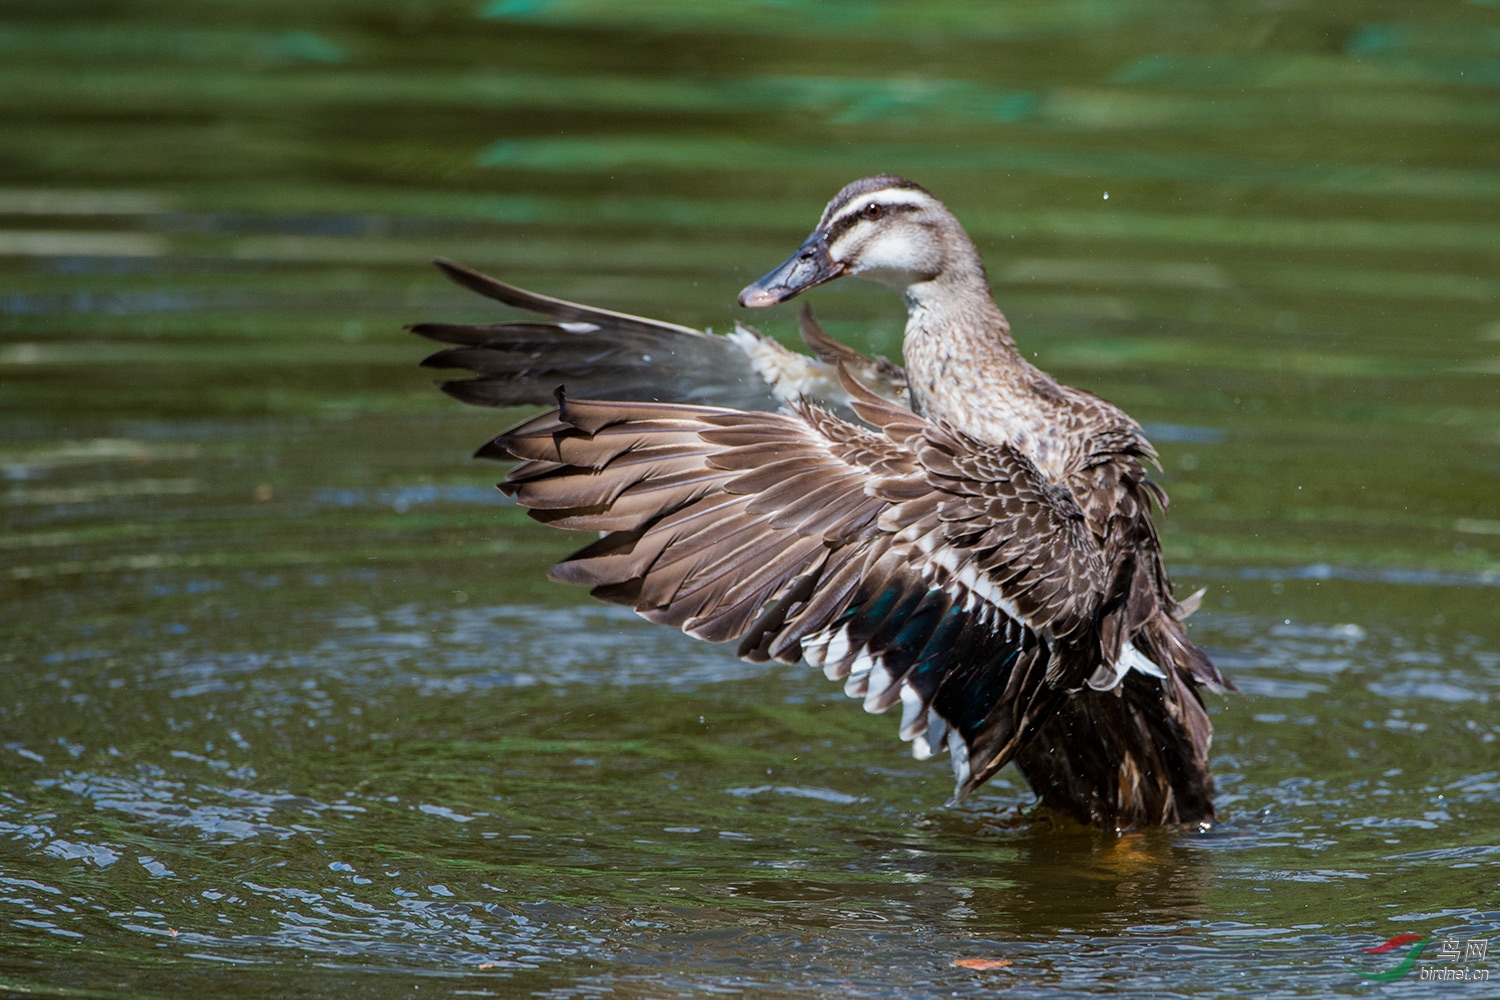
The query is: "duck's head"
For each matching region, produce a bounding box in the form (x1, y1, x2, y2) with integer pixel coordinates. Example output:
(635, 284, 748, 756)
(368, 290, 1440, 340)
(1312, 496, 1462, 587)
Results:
(739, 174, 982, 309)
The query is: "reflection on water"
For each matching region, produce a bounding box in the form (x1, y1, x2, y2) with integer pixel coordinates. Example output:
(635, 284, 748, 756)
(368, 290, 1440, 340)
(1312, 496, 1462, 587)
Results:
(2, 0, 1498, 996)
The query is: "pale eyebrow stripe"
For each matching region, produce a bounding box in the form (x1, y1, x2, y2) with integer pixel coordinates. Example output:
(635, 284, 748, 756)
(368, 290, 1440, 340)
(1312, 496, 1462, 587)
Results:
(825, 189, 937, 228)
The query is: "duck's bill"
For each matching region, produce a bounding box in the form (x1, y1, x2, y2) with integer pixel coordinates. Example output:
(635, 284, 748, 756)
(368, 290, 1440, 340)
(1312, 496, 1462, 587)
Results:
(738, 233, 846, 308)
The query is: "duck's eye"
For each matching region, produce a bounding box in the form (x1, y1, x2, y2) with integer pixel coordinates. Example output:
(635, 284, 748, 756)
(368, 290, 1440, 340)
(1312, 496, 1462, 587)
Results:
(862, 203, 883, 220)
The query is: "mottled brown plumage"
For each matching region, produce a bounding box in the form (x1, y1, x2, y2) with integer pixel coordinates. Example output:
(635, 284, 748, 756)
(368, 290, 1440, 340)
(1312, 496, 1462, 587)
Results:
(414, 175, 1233, 831)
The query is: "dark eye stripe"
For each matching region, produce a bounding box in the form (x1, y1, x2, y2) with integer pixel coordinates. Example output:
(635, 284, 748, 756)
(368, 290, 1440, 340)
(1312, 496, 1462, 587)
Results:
(825, 201, 919, 243)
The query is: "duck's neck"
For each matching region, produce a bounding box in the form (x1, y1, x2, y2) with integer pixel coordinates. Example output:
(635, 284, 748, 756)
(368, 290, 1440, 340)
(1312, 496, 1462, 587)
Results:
(898, 262, 1093, 480)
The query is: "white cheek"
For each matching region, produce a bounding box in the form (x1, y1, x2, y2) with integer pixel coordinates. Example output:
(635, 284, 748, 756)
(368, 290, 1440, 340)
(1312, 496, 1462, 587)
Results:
(837, 230, 929, 279)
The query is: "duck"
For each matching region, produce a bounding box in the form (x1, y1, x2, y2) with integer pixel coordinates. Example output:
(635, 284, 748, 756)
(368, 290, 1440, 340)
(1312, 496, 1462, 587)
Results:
(412, 175, 1233, 831)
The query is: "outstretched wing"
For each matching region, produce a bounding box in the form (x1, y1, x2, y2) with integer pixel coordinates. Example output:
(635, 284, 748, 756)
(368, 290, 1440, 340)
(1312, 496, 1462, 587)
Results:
(412, 258, 777, 410)
(491, 371, 1111, 800)
(411, 259, 906, 416)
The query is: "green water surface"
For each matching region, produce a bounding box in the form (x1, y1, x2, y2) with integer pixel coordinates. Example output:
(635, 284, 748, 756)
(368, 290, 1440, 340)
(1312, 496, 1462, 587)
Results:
(2, 1, 1499, 997)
